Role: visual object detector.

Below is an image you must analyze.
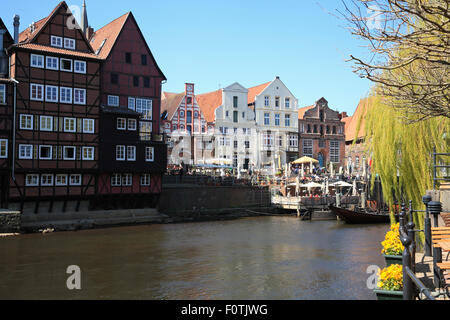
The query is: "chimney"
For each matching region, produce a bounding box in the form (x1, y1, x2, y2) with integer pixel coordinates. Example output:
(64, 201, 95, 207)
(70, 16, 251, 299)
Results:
(81, 0, 89, 35)
(13, 15, 20, 44)
(0, 29, 7, 78)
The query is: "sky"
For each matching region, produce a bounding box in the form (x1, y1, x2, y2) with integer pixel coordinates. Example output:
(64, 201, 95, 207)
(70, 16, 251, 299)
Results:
(1, 0, 375, 115)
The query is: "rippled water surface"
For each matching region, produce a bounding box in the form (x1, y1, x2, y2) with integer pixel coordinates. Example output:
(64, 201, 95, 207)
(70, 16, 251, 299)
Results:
(0, 216, 389, 299)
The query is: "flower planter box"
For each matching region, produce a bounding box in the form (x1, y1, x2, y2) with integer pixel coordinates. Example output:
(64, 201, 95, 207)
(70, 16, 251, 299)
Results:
(374, 289, 403, 300)
(383, 254, 402, 267)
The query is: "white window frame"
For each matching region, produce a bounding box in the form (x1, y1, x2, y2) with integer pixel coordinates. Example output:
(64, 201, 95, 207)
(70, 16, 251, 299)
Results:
(30, 54, 44, 68)
(108, 95, 119, 107)
(140, 174, 151, 186)
(40, 116, 53, 132)
(117, 118, 126, 130)
(264, 96, 270, 107)
(60, 87, 73, 104)
(74, 60, 86, 74)
(64, 37, 76, 50)
(303, 139, 313, 157)
(39, 145, 52, 160)
(83, 119, 95, 134)
(127, 146, 136, 161)
(285, 97, 291, 109)
(116, 145, 125, 161)
(64, 117, 76, 133)
(122, 174, 133, 186)
(127, 119, 137, 131)
(63, 146, 76, 160)
(136, 98, 152, 120)
(264, 113, 270, 126)
(60, 58, 73, 72)
(111, 174, 122, 187)
(51, 35, 63, 48)
(74, 88, 86, 105)
(0, 139, 7, 158)
(30, 83, 44, 101)
(55, 174, 68, 186)
(45, 85, 58, 103)
(46, 56, 59, 70)
(128, 97, 136, 111)
(82, 147, 94, 161)
(41, 174, 54, 186)
(330, 140, 340, 163)
(19, 144, 33, 159)
(145, 146, 154, 162)
(285, 114, 291, 127)
(275, 114, 280, 126)
(69, 174, 82, 186)
(25, 174, 39, 187)
(19, 114, 33, 130)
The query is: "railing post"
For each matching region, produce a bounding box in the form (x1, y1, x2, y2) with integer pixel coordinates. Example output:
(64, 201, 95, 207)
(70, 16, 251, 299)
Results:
(422, 194, 432, 257)
(400, 231, 413, 300)
(428, 201, 442, 288)
(399, 202, 407, 235)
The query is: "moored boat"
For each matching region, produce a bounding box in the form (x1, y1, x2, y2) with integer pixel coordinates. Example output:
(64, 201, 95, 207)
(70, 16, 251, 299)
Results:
(329, 205, 391, 224)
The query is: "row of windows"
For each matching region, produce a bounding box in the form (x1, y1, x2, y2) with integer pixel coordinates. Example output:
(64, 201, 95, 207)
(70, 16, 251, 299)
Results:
(264, 96, 291, 109)
(18, 144, 95, 161)
(107, 96, 153, 119)
(264, 113, 291, 126)
(125, 52, 149, 66)
(19, 114, 95, 133)
(218, 137, 251, 149)
(116, 145, 154, 162)
(302, 139, 340, 163)
(25, 173, 82, 187)
(219, 127, 252, 135)
(50, 35, 76, 50)
(263, 134, 299, 147)
(111, 173, 151, 187)
(31, 54, 86, 73)
(110, 73, 151, 88)
(301, 123, 343, 135)
(117, 118, 137, 131)
(30, 83, 86, 104)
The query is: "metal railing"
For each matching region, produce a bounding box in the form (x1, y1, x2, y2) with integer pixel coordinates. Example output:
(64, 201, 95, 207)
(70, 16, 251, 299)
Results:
(432, 147, 450, 189)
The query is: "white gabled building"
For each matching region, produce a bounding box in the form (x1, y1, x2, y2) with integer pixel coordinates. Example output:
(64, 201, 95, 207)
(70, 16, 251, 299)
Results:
(247, 76, 299, 171)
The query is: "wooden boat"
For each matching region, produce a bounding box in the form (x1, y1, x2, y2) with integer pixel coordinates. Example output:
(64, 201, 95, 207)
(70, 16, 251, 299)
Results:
(329, 205, 391, 224)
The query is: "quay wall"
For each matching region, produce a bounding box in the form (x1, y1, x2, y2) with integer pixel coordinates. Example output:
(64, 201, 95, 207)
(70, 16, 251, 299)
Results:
(0, 210, 21, 233)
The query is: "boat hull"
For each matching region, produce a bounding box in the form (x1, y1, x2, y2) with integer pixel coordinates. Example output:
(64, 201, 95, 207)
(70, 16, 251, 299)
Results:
(329, 205, 391, 224)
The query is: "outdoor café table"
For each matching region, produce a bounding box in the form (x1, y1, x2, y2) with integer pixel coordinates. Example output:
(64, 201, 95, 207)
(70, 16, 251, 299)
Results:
(438, 240, 450, 252)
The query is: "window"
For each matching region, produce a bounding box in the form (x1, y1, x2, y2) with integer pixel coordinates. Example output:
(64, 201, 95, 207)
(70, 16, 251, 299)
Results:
(355, 156, 360, 169)
(39, 145, 52, 160)
(245, 140, 250, 149)
(332, 126, 337, 134)
(50, 36, 63, 48)
(275, 96, 280, 108)
(233, 153, 238, 168)
(117, 118, 126, 130)
(19, 144, 33, 159)
(285, 114, 291, 127)
(73, 88, 86, 105)
(145, 146, 154, 162)
(41, 174, 54, 186)
(60, 58, 73, 72)
(319, 139, 325, 148)
(326, 125, 330, 134)
(63, 146, 76, 160)
(83, 119, 95, 133)
(128, 97, 135, 110)
(234, 140, 238, 149)
(46, 56, 58, 70)
(127, 146, 136, 161)
(30, 54, 44, 68)
(307, 124, 311, 133)
(69, 174, 82, 186)
(277, 135, 283, 147)
(60, 87, 73, 104)
(303, 139, 313, 157)
(122, 174, 132, 186)
(263, 134, 273, 147)
(330, 140, 340, 163)
(128, 119, 137, 131)
(141, 54, 147, 66)
(64, 118, 76, 132)
(186, 97, 192, 104)
(264, 96, 270, 107)
(313, 124, 318, 133)
(116, 145, 125, 161)
(108, 95, 119, 107)
(111, 174, 121, 187)
(45, 85, 58, 102)
(82, 147, 94, 160)
(0, 139, 7, 158)
(233, 96, 238, 108)
(143, 77, 150, 88)
(40, 116, 53, 132)
(141, 174, 151, 186)
(285, 98, 290, 108)
(125, 52, 132, 64)
(30, 83, 44, 101)
(20, 114, 33, 130)
(0, 84, 5, 104)
(55, 174, 68, 186)
(111, 73, 119, 84)
(233, 111, 238, 123)
(186, 111, 192, 124)
(289, 135, 298, 148)
(264, 113, 270, 125)
(275, 114, 280, 126)
(74, 60, 86, 74)
(64, 37, 76, 50)
(133, 76, 139, 87)
(26, 174, 39, 186)
(136, 98, 152, 119)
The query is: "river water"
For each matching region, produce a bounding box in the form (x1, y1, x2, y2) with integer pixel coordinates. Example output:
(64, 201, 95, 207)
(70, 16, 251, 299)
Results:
(0, 216, 389, 300)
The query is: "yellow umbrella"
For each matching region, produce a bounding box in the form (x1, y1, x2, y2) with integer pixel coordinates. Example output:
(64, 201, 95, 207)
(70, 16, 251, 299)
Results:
(291, 156, 319, 164)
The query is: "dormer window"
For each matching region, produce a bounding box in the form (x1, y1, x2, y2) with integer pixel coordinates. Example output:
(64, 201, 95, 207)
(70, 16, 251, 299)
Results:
(51, 36, 63, 48)
(64, 38, 76, 50)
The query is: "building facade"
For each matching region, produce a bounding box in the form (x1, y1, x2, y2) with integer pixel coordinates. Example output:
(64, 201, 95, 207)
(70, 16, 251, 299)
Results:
(298, 97, 346, 169)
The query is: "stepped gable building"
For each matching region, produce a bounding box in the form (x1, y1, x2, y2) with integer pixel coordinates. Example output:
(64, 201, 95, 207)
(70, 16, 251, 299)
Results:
(161, 84, 212, 165)
(248, 76, 299, 169)
(89, 10, 167, 207)
(298, 97, 346, 169)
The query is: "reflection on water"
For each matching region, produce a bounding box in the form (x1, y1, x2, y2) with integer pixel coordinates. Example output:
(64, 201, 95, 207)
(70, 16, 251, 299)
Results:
(0, 217, 389, 300)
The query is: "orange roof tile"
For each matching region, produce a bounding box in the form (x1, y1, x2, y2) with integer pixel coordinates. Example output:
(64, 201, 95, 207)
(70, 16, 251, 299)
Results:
(345, 97, 374, 142)
(247, 81, 271, 105)
(90, 12, 129, 59)
(195, 89, 223, 123)
(161, 92, 185, 121)
(298, 105, 315, 120)
(15, 43, 100, 59)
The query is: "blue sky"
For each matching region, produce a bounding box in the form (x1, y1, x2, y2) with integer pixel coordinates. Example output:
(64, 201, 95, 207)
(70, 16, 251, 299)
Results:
(1, 0, 373, 115)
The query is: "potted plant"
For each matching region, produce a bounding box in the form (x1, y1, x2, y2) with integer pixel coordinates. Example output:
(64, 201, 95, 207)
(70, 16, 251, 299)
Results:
(381, 223, 404, 266)
(374, 264, 403, 300)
